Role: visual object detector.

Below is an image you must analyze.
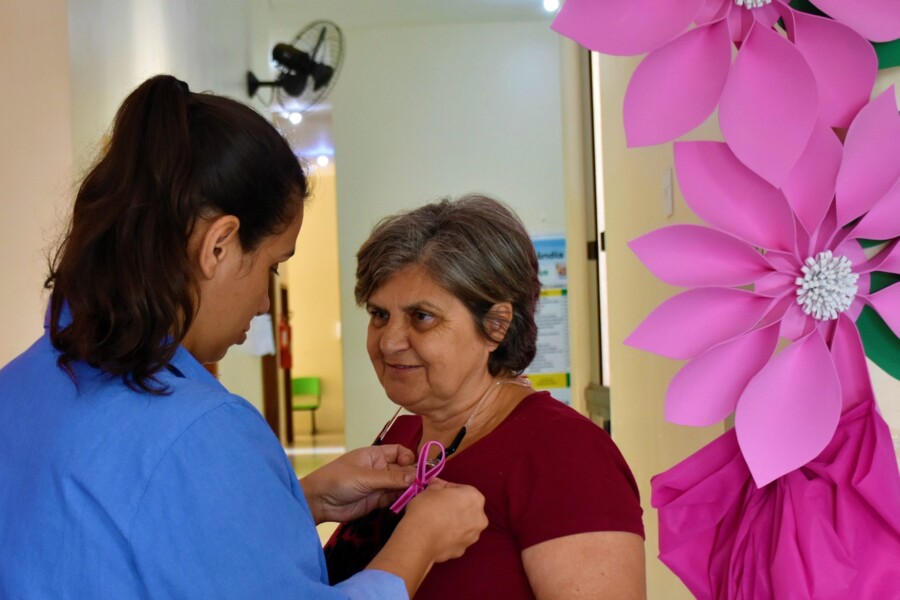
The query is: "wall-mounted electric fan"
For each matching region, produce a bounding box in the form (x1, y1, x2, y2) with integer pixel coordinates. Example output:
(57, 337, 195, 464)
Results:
(247, 20, 345, 113)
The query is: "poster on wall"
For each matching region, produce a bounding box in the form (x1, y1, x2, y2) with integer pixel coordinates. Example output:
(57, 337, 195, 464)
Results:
(232, 314, 276, 357)
(527, 236, 571, 405)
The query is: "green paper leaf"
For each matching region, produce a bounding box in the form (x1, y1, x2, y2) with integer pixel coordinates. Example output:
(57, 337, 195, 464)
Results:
(869, 270, 900, 294)
(874, 40, 900, 70)
(858, 271, 900, 380)
(858, 306, 900, 380)
(788, 0, 825, 17)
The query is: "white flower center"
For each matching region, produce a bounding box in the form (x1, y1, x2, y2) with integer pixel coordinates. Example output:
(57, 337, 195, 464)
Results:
(795, 251, 858, 321)
(735, 0, 772, 8)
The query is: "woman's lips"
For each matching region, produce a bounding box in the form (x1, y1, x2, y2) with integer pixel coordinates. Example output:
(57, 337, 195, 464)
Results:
(386, 363, 420, 371)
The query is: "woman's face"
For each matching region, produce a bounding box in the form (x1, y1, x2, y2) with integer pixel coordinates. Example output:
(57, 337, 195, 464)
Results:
(365, 264, 500, 417)
(184, 207, 303, 364)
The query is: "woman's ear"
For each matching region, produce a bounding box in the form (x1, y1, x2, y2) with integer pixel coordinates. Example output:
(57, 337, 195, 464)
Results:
(485, 302, 514, 347)
(194, 215, 241, 279)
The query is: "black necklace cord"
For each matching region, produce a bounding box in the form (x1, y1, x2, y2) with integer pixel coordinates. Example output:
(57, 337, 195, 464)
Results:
(442, 426, 468, 459)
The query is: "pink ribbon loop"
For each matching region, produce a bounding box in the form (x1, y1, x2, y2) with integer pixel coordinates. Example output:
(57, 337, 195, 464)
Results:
(390, 440, 446, 513)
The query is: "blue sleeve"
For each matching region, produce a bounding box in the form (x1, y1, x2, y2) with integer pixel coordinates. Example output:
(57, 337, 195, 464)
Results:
(335, 571, 408, 599)
(128, 401, 407, 599)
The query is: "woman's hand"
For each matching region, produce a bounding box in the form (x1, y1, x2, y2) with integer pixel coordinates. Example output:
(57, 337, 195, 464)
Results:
(300, 444, 416, 524)
(400, 480, 488, 562)
(367, 480, 488, 597)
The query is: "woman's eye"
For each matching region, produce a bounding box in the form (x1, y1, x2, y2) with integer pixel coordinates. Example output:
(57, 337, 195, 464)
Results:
(413, 311, 434, 323)
(368, 309, 387, 323)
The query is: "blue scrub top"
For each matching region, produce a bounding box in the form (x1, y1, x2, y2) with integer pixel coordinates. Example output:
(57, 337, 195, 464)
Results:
(0, 324, 406, 599)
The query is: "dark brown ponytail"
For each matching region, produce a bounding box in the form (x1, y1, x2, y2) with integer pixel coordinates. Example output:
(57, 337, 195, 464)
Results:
(45, 75, 307, 392)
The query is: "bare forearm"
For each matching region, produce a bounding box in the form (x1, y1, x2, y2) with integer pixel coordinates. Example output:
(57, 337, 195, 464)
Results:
(366, 521, 434, 598)
(299, 475, 325, 524)
(298, 444, 415, 525)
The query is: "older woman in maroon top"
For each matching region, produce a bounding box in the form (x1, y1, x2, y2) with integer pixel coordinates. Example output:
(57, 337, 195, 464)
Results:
(325, 195, 646, 599)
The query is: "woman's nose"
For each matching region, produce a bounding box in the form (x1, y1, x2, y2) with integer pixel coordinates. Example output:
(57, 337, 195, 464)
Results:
(379, 320, 409, 353)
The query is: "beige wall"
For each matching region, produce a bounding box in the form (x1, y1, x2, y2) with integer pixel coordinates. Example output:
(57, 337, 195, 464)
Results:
(287, 164, 346, 435)
(0, 1, 74, 367)
(597, 53, 728, 598)
(218, 348, 265, 414)
(68, 0, 259, 172)
(329, 20, 570, 450)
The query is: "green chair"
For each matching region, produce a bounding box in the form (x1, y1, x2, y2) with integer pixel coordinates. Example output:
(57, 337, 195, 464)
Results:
(291, 376, 322, 436)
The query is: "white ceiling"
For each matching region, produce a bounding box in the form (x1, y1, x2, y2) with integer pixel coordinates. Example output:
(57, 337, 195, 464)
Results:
(267, 0, 556, 29)
(258, 0, 559, 161)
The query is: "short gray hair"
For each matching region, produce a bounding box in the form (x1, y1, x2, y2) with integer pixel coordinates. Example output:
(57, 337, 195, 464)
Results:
(355, 194, 540, 375)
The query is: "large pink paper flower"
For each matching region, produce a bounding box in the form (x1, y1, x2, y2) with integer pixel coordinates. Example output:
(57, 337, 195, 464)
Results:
(551, 0, 889, 187)
(624, 88, 900, 487)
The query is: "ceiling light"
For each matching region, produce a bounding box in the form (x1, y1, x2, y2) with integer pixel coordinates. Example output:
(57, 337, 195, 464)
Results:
(316, 155, 330, 167)
(288, 112, 303, 125)
(543, 0, 560, 12)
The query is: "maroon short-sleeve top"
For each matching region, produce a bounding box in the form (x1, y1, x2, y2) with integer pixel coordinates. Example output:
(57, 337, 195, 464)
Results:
(324, 391, 644, 599)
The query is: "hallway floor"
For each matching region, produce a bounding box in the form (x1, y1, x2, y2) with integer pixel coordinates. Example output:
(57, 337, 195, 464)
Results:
(285, 431, 345, 543)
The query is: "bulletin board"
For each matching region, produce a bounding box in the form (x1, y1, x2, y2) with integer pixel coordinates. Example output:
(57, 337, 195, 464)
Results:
(527, 236, 571, 405)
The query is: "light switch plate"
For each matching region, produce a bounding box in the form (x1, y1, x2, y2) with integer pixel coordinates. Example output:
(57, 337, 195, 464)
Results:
(663, 167, 674, 217)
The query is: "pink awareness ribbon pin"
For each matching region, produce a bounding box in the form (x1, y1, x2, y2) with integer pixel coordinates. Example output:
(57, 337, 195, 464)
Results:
(390, 440, 446, 513)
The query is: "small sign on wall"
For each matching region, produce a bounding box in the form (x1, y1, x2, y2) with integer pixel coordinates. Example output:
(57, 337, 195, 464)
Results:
(527, 236, 571, 405)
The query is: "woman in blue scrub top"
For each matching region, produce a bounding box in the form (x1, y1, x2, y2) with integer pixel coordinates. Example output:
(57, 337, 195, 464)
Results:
(0, 75, 487, 599)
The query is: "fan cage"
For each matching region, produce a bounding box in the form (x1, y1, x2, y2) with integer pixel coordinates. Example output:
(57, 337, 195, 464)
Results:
(273, 20, 345, 114)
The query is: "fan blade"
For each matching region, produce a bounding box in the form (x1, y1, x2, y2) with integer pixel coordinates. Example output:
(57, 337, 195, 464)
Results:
(311, 26, 327, 62)
(311, 64, 334, 91)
